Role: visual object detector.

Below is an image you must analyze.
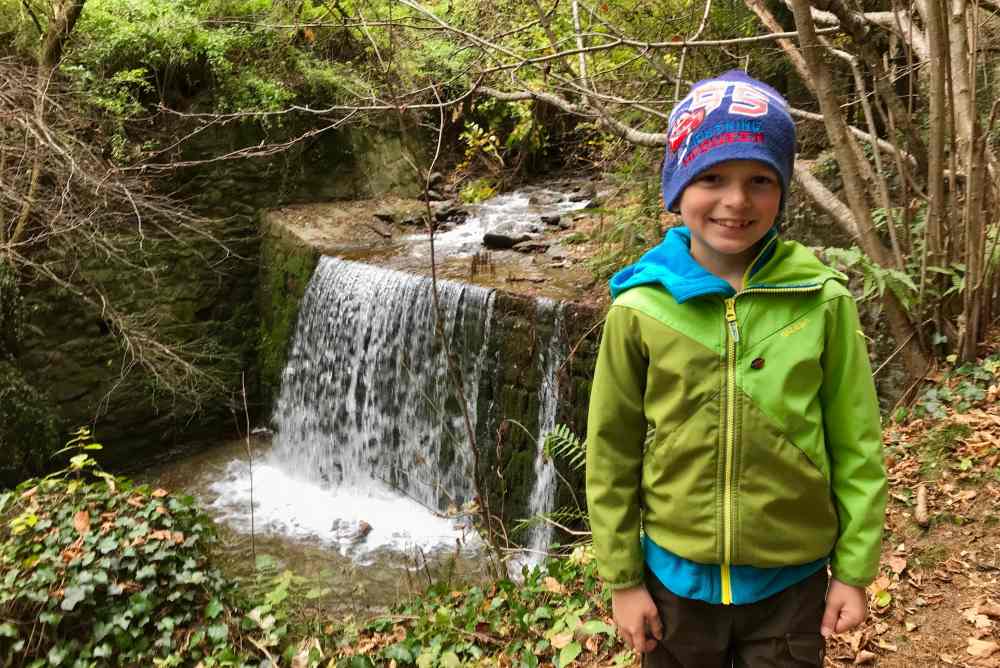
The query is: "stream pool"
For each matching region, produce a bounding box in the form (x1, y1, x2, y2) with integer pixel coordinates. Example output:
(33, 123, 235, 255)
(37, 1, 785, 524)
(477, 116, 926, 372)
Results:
(139, 436, 491, 616)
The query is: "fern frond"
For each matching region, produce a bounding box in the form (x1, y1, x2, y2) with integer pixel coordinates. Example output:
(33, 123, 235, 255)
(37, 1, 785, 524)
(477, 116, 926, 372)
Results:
(542, 423, 586, 471)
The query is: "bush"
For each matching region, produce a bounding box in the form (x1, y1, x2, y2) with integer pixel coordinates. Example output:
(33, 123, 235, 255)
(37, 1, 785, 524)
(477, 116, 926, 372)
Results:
(0, 433, 242, 666)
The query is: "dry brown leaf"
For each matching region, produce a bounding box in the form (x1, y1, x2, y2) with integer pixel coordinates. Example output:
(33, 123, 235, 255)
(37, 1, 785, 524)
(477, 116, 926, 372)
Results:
(968, 638, 1000, 658)
(981, 604, 1000, 619)
(853, 650, 877, 665)
(584, 634, 601, 653)
(151, 488, 169, 498)
(916, 484, 930, 527)
(551, 631, 573, 649)
(73, 510, 90, 536)
(887, 555, 907, 575)
(543, 576, 567, 594)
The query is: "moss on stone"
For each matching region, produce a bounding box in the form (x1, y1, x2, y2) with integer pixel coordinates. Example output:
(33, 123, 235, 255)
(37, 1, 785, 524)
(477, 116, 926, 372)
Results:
(0, 362, 60, 488)
(257, 215, 320, 411)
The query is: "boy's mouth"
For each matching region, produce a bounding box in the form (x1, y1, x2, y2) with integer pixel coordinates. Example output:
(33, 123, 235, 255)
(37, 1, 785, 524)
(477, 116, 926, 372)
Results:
(710, 218, 753, 229)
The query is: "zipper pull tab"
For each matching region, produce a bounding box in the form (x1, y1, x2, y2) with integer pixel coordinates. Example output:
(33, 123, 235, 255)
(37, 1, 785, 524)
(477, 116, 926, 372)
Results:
(724, 298, 740, 343)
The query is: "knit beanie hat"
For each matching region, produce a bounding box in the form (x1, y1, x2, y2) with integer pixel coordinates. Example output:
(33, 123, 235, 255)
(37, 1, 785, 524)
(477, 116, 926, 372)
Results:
(661, 69, 796, 213)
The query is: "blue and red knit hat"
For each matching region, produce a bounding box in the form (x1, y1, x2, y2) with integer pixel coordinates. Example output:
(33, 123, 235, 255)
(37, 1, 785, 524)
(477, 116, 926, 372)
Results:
(661, 70, 796, 212)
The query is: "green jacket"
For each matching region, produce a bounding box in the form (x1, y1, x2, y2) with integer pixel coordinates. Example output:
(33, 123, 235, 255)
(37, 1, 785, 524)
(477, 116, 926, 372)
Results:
(586, 235, 887, 592)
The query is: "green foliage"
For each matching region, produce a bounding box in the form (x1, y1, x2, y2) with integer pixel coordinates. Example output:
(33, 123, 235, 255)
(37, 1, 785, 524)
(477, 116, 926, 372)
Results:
(459, 177, 498, 204)
(335, 546, 630, 667)
(823, 246, 920, 311)
(585, 179, 663, 283)
(0, 429, 241, 666)
(906, 352, 1000, 420)
(542, 424, 586, 472)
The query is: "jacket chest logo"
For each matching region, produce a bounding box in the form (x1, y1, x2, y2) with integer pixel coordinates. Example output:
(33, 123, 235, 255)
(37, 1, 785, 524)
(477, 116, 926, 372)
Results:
(781, 319, 809, 337)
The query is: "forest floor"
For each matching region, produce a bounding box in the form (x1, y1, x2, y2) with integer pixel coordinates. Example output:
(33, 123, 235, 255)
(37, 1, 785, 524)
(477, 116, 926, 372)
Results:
(823, 336, 1000, 667)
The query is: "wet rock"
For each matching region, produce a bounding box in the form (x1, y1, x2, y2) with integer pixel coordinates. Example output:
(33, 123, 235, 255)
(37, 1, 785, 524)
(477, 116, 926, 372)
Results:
(330, 518, 373, 544)
(373, 202, 426, 226)
(432, 199, 468, 223)
(512, 239, 550, 254)
(528, 191, 563, 206)
(483, 232, 531, 249)
(545, 244, 569, 260)
(540, 214, 561, 226)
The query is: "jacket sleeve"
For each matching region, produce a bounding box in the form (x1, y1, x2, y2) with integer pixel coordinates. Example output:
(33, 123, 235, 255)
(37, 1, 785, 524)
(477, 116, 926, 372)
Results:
(586, 305, 649, 589)
(820, 295, 888, 587)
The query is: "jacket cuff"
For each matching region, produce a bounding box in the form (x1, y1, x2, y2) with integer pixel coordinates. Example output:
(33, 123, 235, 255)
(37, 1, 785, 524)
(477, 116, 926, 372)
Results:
(605, 576, 644, 591)
(829, 566, 874, 589)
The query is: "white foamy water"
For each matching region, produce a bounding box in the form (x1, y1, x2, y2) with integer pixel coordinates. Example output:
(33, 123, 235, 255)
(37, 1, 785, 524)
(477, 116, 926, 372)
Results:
(416, 189, 591, 255)
(207, 459, 480, 561)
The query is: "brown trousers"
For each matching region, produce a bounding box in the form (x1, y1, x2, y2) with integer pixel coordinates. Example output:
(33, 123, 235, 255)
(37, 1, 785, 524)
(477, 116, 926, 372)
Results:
(641, 566, 828, 668)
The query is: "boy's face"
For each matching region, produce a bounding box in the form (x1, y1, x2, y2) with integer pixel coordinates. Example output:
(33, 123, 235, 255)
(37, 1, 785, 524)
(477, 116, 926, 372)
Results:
(677, 160, 781, 269)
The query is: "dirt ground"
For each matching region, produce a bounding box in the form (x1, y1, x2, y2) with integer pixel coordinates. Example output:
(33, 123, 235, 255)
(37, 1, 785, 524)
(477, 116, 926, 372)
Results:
(823, 379, 1000, 667)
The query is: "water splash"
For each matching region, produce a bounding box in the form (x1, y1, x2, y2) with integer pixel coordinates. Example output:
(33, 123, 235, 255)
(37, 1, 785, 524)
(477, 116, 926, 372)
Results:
(262, 257, 495, 552)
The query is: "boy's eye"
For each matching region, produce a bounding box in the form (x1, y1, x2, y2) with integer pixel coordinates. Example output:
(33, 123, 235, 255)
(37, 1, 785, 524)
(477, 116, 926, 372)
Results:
(751, 174, 777, 185)
(696, 173, 721, 184)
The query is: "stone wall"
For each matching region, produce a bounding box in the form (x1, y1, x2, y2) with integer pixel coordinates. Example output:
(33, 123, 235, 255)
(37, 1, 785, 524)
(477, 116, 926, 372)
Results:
(10, 119, 422, 473)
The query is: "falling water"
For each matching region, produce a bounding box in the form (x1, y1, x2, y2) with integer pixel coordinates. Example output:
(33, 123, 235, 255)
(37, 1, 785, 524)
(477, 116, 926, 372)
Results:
(524, 299, 566, 561)
(269, 256, 495, 517)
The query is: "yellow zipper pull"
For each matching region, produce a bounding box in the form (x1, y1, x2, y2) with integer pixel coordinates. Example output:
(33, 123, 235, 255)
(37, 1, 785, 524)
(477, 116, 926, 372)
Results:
(724, 298, 740, 342)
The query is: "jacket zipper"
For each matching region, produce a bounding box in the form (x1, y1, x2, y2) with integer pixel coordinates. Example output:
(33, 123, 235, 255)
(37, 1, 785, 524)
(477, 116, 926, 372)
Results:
(721, 297, 739, 604)
(719, 284, 823, 605)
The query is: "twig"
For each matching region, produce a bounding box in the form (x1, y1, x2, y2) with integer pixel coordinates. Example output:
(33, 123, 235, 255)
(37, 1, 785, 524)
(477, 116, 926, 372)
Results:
(241, 373, 256, 563)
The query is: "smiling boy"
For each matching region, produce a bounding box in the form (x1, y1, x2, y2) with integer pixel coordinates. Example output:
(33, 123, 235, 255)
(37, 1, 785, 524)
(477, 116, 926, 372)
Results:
(585, 70, 887, 667)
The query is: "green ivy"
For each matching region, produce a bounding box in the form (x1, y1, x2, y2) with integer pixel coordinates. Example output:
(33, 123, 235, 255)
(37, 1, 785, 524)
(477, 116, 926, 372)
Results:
(0, 430, 242, 666)
(335, 547, 630, 667)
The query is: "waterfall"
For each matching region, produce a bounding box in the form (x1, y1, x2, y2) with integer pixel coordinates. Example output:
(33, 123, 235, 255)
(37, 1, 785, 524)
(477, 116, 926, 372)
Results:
(524, 299, 565, 559)
(269, 256, 495, 512)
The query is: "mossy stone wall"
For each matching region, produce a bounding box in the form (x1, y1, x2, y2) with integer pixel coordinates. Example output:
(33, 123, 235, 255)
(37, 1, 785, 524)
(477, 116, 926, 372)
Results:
(12, 119, 419, 473)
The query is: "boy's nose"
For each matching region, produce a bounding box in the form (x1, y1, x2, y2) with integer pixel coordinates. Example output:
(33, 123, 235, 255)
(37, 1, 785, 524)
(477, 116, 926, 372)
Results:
(722, 184, 752, 208)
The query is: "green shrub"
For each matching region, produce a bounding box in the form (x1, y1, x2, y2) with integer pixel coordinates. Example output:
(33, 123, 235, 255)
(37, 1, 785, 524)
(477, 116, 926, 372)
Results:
(0, 432, 242, 666)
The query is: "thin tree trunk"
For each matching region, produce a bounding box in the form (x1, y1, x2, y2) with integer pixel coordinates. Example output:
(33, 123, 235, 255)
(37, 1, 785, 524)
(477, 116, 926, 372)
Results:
(789, 0, 928, 379)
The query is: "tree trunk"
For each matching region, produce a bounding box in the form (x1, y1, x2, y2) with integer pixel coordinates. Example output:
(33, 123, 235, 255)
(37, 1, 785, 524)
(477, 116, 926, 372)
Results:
(789, 0, 929, 379)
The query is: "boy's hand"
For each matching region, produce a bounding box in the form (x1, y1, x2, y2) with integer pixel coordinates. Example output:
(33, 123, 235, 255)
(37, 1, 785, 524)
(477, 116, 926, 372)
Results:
(821, 579, 868, 637)
(611, 585, 663, 653)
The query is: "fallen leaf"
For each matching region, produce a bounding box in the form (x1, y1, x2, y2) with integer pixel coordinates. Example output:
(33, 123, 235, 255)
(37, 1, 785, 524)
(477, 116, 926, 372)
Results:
(151, 488, 168, 498)
(887, 556, 907, 575)
(73, 510, 90, 536)
(853, 650, 877, 665)
(584, 634, 601, 652)
(551, 631, 573, 649)
(543, 576, 566, 594)
(968, 638, 1000, 658)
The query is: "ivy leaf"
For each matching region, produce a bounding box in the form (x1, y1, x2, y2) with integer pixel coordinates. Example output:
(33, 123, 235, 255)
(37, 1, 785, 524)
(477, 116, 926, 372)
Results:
(558, 641, 582, 666)
(97, 536, 118, 554)
(205, 598, 224, 619)
(875, 590, 892, 608)
(384, 644, 414, 662)
(207, 623, 229, 643)
(60, 586, 86, 612)
(580, 619, 615, 636)
(440, 651, 461, 668)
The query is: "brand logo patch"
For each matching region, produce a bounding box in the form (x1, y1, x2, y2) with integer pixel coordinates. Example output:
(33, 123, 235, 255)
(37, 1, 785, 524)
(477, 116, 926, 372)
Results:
(781, 319, 809, 337)
(669, 108, 706, 152)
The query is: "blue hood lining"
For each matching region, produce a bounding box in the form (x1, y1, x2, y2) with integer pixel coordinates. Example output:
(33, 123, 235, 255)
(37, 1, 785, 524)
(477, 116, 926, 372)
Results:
(609, 227, 777, 302)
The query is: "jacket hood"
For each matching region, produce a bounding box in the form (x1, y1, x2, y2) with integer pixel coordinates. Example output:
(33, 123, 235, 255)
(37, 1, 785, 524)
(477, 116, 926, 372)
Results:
(609, 226, 846, 302)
